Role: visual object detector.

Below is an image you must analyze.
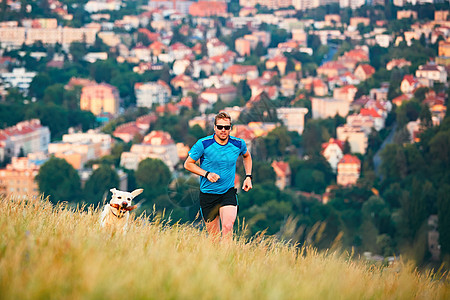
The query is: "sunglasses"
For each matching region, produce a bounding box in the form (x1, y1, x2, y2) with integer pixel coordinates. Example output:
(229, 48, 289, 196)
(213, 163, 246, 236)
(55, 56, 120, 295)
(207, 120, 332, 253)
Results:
(216, 125, 232, 130)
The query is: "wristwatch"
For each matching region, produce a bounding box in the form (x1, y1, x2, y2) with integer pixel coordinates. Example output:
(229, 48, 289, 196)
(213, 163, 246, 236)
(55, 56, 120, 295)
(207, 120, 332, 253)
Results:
(245, 174, 252, 179)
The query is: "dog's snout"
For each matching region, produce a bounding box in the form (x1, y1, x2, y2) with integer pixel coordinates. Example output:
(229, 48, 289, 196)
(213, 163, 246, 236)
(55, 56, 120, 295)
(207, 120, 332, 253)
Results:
(121, 201, 128, 208)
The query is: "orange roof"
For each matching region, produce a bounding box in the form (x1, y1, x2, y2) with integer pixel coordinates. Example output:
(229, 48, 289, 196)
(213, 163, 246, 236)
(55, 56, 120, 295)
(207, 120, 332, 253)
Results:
(339, 154, 361, 165)
(321, 138, 344, 152)
(358, 64, 375, 75)
(142, 131, 174, 145)
(271, 161, 291, 176)
(203, 85, 237, 94)
(360, 108, 381, 118)
(402, 74, 417, 84)
(224, 64, 257, 75)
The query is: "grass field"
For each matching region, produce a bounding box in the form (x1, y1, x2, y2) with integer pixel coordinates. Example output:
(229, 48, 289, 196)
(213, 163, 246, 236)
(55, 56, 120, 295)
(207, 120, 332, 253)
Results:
(0, 195, 449, 300)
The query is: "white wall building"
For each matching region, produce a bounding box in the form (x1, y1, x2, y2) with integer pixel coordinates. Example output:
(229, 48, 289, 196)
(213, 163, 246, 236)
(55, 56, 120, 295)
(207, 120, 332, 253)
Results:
(135, 80, 172, 108)
(62, 129, 113, 157)
(1, 68, 36, 91)
(276, 107, 309, 135)
(311, 97, 350, 119)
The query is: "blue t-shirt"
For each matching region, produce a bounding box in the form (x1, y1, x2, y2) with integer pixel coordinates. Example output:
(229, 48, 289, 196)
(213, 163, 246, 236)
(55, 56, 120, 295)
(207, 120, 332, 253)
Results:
(188, 134, 248, 194)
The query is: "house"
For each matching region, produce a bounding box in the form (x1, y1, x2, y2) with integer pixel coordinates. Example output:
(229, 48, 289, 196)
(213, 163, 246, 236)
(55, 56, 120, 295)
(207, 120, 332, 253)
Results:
(415, 62, 447, 83)
(80, 83, 120, 116)
(280, 72, 299, 96)
(200, 85, 237, 104)
(170, 42, 192, 60)
(149, 41, 168, 56)
(392, 94, 412, 106)
(0, 154, 46, 198)
(62, 129, 113, 157)
(235, 38, 251, 56)
(135, 80, 171, 108)
(354, 64, 375, 81)
(210, 51, 236, 73)
(223, 64, 259, 83)
(400, 75, 420, 94)
(336, 125, 368, 154)
(265, 56, 288, 75)
(113, 122, 143, 143)
(386, 58, 411, 71)
(311, 97, 350, 119)
(173, 59, 191, 76)
(359, 107, 384, 131)
(317, 61, 348, 78)
(321, 138, 344, 173)
(48, 141, 103, 170)
(276, 107, 309, 135)
(120, 131, 179, 171)
(271, 161, 291, 190)
(346, 114, 376, 135)
(337, 154, 361, 186)
(333, 85, 357, 102)
(188, 1, 227, 17)
(0, 119, 50, 159)
(207, 38, 228, 57)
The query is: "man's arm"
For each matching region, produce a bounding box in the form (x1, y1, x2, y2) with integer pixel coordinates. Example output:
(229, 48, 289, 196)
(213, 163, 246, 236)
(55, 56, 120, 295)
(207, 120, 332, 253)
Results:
(184, 156, 220, 182)
(242, 151, 252, 192)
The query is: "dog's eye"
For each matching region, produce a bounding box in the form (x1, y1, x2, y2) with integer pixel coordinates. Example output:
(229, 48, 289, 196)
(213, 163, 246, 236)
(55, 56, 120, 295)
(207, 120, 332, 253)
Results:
(127, 198, 131, 201)
(117, 196, 121, 199)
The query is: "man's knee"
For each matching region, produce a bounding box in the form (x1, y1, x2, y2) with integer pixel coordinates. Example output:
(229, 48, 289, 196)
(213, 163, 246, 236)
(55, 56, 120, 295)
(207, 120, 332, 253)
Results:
(222, 221, 234, 232)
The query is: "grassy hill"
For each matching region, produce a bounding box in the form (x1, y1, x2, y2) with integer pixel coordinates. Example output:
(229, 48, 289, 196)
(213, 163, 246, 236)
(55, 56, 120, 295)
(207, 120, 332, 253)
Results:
(0, 195, 448, 300)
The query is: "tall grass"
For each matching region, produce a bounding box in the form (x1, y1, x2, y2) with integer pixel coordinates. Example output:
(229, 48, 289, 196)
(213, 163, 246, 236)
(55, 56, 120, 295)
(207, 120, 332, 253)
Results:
(0, 195, 448, 300)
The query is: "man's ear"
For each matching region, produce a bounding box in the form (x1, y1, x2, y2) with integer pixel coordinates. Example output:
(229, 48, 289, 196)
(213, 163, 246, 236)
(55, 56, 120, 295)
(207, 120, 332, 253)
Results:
(131, 188, 144, 198)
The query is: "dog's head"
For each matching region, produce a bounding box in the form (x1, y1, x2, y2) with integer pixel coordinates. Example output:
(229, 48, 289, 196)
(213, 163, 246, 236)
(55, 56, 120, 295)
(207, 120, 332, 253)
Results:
(109, 188, 144, 211)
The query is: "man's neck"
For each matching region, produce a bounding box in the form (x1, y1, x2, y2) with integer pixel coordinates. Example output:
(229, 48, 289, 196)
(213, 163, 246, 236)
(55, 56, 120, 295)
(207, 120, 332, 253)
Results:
(214, 134, 229, 145)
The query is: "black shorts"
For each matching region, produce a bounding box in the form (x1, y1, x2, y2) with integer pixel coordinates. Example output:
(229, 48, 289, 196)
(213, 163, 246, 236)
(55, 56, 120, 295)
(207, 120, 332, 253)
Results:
(199, 187, 238, 222)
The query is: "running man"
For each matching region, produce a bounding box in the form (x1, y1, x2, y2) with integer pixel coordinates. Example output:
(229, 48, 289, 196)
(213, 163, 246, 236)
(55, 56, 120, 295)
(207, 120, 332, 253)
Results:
(184, 112, 253, 241)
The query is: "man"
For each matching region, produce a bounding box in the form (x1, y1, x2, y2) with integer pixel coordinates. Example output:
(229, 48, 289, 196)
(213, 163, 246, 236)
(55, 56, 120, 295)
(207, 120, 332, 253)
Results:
(184, 112, 252, 241)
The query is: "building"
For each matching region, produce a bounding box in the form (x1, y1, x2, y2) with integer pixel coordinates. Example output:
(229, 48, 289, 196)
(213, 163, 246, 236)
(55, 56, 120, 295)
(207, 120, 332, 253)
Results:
(415, 62, 447, 83)
(321, 138, 344, 173)
(188, 1, 227, 17)
(200, 85, 238, 104)
(271, 161, 291, 190)
(80, 83, 120, 116)
(120, 131, 179, 171)
(336, 154, 361, 186)
(0, 119, 50, 160)
(235, 38, 251, 56)
(0, 67, 36, 91)
(336, 124, 368, 154)
(135, 80, 172, 108)
(276, 107, 309, 135)
(354, 64, 375, 81)
(62, 129, 113, 157)
(0, 154, 47, 198)
(311, 97, 350, 119)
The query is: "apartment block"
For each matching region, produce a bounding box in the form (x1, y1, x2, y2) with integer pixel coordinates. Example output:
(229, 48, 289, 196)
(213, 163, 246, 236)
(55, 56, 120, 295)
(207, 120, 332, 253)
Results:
(80, 83, 120, 116)
(135, 80, 172, 108)
(311, 97, 350, 119)
(276, 107, 309, 135)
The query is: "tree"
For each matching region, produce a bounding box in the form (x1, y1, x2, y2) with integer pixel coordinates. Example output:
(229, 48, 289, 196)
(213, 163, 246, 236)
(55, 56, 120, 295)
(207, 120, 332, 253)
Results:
(29, 73, 51, 100)
(135, 158, 172, 204)
(84, 165, 120, 205)
(69, 42, 87, 62)
(437, 184, 450, 260)
(35, 157, 81, 204)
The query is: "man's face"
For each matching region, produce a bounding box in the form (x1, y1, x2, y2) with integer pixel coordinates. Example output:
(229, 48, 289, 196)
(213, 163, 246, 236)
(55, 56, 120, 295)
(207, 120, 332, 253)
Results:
(214, 118, 232, 141)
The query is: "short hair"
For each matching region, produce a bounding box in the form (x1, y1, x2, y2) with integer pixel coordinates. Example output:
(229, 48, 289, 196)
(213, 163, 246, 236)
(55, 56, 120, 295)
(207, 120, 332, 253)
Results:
(214, 112, 232, 125)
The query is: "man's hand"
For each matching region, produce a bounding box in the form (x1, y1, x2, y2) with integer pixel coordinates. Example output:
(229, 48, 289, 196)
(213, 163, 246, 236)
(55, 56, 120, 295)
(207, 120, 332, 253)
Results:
(206, 172, 220, 183)
(242, 177, 252, 192)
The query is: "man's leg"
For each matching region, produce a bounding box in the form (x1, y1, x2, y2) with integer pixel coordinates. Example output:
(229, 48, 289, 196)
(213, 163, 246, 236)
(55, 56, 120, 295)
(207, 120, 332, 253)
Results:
(219, 205, 238, 242)
(205, 215, 221, 243)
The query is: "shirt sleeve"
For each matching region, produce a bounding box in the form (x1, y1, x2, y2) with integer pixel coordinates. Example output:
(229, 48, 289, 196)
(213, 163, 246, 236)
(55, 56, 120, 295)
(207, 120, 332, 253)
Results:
(240, 139, 248, 155)
(188, 140, 204, 161)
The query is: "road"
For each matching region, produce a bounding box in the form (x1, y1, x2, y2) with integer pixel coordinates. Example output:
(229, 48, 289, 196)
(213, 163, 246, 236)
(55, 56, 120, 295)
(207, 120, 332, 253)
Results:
(373, 122, 397, 178)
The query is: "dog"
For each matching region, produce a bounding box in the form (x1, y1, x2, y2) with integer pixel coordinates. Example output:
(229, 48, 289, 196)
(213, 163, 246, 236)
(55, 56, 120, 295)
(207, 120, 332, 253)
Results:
(100, 188, 144, 232)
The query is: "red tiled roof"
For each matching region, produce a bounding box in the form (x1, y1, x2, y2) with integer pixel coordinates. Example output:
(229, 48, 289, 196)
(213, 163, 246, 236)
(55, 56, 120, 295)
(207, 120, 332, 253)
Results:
(360, 108, 381, 118)
(224, 64, 257, 75)
(203, 85, 237, 94)
(339, 154, 361, 165)
(358, 64, 375, 75)
(321, 138, 344, 151)
(142, 130, 174, 145)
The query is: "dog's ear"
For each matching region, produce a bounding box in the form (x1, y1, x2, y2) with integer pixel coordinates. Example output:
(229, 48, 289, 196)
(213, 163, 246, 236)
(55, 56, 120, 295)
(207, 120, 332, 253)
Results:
(110, 188, 117, 194)
(131, 188, 143, 198)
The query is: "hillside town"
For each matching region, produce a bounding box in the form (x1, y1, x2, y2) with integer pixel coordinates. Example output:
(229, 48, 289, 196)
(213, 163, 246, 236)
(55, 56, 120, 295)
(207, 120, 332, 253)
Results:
(0, 0, 449, 265)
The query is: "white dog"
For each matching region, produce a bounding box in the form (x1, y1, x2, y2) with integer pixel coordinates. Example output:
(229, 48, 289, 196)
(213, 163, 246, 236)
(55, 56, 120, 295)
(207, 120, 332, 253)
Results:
(100, 188, 144, 231)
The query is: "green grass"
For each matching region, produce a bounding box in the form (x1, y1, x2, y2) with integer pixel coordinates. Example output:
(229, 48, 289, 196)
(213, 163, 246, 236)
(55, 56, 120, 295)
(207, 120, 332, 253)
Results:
(0, 195, 449, 300)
